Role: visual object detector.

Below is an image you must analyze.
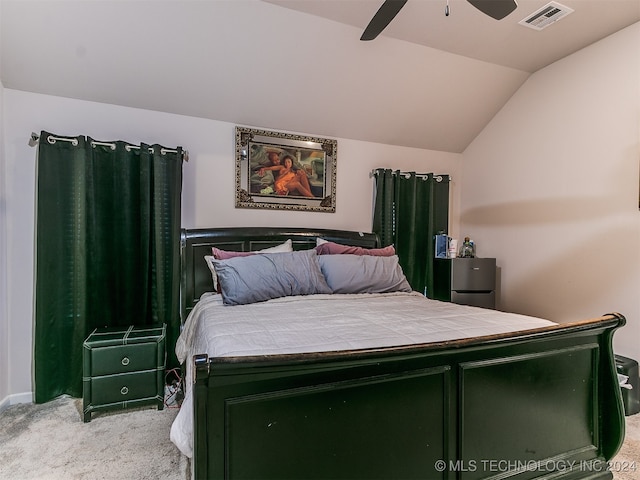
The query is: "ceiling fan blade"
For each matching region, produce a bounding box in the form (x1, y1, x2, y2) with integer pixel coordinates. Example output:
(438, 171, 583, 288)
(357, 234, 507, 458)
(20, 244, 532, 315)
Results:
(360, 0, 408, 41)
(467, 0, 518, 20)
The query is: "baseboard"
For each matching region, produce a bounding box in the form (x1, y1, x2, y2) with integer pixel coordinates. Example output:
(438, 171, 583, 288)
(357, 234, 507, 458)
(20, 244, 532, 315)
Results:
(0, 391, 33, 413)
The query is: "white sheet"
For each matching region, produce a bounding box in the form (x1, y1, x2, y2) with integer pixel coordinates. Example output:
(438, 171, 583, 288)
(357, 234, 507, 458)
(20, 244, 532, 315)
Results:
(170, 291, 555, 457)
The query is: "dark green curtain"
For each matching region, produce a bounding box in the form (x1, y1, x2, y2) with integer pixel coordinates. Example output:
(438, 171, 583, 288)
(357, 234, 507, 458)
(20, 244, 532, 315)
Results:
(34, 131, 183, 403)
(372, 169, 449, 297)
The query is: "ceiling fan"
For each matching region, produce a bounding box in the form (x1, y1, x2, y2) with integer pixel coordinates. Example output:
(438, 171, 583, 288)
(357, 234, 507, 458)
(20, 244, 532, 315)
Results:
(361, 0, 518, 41)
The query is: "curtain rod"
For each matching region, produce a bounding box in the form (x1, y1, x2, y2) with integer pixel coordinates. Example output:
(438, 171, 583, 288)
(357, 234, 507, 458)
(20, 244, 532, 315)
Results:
(29, 133, 189, 161)
(370, 169, 451, 182)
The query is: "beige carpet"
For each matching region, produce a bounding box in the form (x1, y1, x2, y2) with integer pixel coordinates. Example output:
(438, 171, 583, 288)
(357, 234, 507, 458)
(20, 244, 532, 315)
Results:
(0, 396, 638, 480)
(0, 396, 189, 480)
(612, 412, 640, 480)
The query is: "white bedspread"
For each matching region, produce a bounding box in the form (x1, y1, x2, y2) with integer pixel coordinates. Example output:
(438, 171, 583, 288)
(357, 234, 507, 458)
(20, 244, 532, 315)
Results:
(170, 291, 555, 457)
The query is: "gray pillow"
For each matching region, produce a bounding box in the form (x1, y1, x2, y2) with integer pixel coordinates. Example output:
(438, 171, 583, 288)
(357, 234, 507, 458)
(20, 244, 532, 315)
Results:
(213, 249, 332, 305)
(318, 254, 412, 294)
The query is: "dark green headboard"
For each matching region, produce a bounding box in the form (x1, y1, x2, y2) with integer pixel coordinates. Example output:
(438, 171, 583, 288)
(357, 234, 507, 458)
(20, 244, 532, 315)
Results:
(180, 227, 379, 324)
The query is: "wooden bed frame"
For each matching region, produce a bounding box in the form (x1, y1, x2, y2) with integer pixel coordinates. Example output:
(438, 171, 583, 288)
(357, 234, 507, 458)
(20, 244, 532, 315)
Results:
(180, 227, 626, 480)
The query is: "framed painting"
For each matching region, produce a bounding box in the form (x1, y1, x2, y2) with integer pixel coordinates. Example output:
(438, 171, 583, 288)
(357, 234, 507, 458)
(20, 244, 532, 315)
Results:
(235, 126, 337, 212)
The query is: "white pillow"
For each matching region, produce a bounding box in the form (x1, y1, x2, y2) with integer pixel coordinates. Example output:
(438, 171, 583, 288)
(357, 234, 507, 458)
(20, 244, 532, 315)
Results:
(204, 239, 293, 292)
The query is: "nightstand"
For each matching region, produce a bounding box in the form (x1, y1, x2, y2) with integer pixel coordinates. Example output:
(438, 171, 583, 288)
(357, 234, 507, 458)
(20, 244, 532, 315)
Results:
(82, 324, 166, 422)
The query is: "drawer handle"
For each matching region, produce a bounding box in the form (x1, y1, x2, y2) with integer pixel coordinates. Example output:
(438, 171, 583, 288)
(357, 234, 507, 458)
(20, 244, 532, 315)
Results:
(120, 386, 129, 395)
(121, 357, 130, 366)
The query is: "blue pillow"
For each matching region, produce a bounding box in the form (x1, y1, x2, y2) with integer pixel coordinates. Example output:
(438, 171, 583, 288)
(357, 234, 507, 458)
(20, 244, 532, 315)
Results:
(318, 254, 412, 294)
(213, 249, 332, 305)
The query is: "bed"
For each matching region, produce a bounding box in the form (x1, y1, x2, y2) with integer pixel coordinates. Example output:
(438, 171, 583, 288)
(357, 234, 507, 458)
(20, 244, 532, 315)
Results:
(171, 227, 626, 480)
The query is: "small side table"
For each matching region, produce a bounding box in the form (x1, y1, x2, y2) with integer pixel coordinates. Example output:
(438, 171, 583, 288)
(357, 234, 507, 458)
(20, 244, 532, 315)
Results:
(82, 324, 166, 422)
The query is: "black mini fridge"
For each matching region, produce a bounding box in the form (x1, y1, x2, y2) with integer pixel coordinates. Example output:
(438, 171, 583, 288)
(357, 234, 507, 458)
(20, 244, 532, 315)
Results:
(433, 258, 497, 309)
(615, 355, 640, 416)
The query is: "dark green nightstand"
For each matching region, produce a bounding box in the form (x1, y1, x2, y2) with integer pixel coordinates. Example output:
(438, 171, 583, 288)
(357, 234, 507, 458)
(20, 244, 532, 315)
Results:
(82, 324, 166, 422)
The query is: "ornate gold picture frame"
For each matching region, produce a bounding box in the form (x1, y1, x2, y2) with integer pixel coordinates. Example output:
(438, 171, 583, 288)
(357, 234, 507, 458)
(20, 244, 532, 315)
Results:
(235, 126, 336, 212)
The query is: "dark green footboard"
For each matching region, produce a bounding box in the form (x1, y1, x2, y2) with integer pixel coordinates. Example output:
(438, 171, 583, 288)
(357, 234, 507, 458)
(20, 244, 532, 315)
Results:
(192, 313, 626, 480)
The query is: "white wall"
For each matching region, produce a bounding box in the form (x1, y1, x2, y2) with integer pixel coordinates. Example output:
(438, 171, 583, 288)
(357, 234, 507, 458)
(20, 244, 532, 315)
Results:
(0, 0, 11, 406)
(0, 0, 9, 409)
(4, 24, 638, 401)
(0, 77, 9, 408)
(461, 23, 640, 360)
(2, 90, 461, 398)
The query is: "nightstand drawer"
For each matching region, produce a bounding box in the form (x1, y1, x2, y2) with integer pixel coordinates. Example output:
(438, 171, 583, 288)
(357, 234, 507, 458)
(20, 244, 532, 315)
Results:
(91, 370, 158, 405)
(91, 343, 158, 376)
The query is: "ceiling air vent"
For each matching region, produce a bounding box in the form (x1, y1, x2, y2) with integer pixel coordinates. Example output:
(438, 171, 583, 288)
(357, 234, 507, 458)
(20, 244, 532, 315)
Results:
(519, 1, 574, 30)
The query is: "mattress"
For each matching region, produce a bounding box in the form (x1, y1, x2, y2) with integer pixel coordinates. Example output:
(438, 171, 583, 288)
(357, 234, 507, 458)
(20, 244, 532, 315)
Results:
(170, 291, 555, 457)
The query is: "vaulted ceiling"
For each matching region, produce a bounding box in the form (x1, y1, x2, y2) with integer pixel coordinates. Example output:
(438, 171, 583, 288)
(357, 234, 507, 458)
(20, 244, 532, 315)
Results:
(1, 0, 638, 152)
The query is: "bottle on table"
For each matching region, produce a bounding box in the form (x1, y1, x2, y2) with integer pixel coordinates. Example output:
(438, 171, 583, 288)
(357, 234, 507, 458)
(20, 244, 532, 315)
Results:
(459, 236, 476, 258)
